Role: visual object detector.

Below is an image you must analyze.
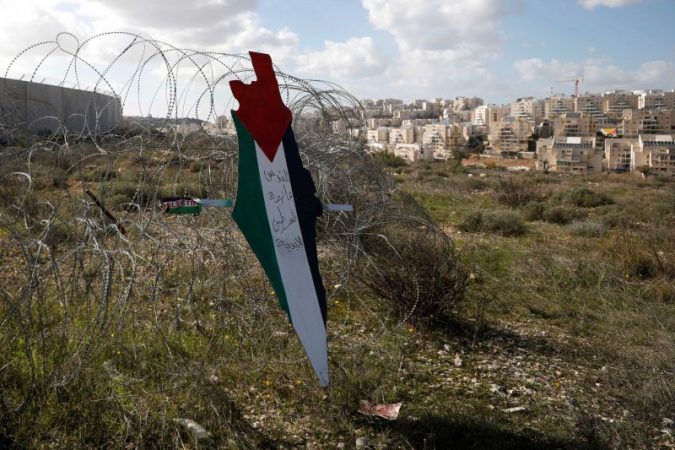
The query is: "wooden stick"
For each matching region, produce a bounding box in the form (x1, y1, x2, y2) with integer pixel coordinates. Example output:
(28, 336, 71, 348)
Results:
(85, 190, 126, 235)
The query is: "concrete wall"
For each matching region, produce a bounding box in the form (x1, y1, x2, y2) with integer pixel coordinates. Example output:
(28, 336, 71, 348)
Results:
(0, 77, 121, 135)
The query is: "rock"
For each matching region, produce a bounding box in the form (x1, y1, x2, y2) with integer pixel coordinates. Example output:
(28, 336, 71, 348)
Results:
(503, 406, 528, 413)
(356, 437, 368, 448)
(507, 388, 519, 397)
(663, 418, 674, 427)
(490, 384, 506, 396)
(174, 418, 214, 448)
(454, 354, 463, 367)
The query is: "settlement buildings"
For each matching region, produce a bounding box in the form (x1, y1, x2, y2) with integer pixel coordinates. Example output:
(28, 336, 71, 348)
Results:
(361, 88, 674, 176)
(361, 97, 476, 162)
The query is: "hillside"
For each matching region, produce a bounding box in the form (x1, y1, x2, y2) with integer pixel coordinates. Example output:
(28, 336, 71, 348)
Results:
(0, 142, 673, 449)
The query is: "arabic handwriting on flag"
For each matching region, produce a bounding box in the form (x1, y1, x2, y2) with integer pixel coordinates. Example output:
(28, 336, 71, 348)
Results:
(230, 51, 329, 386)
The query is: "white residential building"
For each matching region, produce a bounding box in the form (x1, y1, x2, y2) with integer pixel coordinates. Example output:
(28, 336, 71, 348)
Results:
(536, 136, 602, 173)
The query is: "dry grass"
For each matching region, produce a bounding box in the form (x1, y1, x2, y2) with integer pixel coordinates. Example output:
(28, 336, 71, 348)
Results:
(1, 149, 674, 449)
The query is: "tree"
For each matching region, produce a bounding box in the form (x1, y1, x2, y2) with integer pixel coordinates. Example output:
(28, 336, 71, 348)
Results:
(637, 165, 651, 178)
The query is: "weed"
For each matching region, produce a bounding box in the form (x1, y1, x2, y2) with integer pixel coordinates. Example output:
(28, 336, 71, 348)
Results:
(374, 151, 407, 168)
(600, 210, 635, 229)
(460, 210, 527, 236)
(51, 168, 68, 189)
(568, 188, 614, 208)
(495, 177, 546, 207)
(543, 206, 584, 225)
(358, 225, 467, 324)
(523, 201, 546, 221)
(567, 219, 607, 238)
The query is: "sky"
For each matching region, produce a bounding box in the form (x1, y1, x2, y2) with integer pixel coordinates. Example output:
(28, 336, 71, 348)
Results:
(0, 0, 673, 113)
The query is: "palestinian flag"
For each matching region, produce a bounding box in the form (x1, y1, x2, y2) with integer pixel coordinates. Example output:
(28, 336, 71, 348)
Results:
(160, 197, 202, 215)
(230, 52, 328, 387)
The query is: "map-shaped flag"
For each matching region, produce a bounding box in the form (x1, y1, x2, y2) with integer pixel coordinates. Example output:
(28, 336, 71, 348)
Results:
(230, 52, 328, 387)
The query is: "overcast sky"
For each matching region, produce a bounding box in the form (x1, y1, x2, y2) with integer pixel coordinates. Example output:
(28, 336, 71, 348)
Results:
(0, 0, 673, 109)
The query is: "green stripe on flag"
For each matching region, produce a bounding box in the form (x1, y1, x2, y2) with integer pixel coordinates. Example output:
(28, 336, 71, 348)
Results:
(231, 114, 291, 319)
(165, 205, 202, 215)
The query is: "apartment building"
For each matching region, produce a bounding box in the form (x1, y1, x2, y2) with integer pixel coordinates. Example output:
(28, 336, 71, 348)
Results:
(604, 138, 637, 172)
(472, 105, 488, 126)
(463, 124, 487, 140)
(393, 143, 433, 162)
(510, 97, 544, 121)
(485, 105, 510, 131)
(388, 125, 416, 144)
(536, 136, 601, 173)
(535, 120, 554, 139)
(633, 134, 675, 176)
(544, 95, 575, 118)
(421, 123, 464, 159)
(602, 91, 639, 119)
(453, 96, 484, 112)
(395, 109, 436, 121)
(489, 117, 534, 158)
(575, 94, 607, 122)
(621, 109, 675, 136)
(419, 100, 442, 115)
(552, 112, 596, 137)
(638, 90, 675, 110)
(367, 117, 400, 128)
(442, 109, 471, 123)
(367, 127, 389, 145)
(402, 118, 438, 127)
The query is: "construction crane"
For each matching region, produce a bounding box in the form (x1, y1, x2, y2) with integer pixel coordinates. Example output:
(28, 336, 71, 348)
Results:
(557, 77, 583, 97)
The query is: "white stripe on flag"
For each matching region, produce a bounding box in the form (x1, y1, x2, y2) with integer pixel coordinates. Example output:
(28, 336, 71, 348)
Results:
(254, 141, 329, 387)
(323, 204, 353, 212)
(196, 199, 233, 208)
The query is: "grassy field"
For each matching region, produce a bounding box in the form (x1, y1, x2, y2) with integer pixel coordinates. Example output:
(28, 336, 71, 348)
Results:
(0, 144, 673, 449)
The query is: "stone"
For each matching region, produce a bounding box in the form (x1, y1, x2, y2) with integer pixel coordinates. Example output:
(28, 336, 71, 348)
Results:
(356, 436, 368, 448)
(503, 406, 528, 413)
(174, 418, 214, 448)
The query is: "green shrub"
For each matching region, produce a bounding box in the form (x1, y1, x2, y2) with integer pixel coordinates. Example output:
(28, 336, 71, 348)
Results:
(465, 177, 490, 191)
(600, 211, 634, 229)
(42, 221, 78, 248)
(567, 219, 607, 238)
(568, 188, 614, 208)
(495, 177, 545, 207)
(630, 254, 660, 279)
(81, 168, 118, 182)
(107, 193, 133, 212)
(106, 181, 168, 209)
(374, 151, 407, 168)
(189, 160, 206, 173)
(460, 210, 527, 236)
(543, 206, 584, 225)
(51, 168, 68, 189)
(0, 176, 21, 208)
(601, 233, 669, 280)
(107, 180, 136, 197)
(523, 201, 546, 221)
(174, 183, 208, 199)
(358, 225, 467, 324)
